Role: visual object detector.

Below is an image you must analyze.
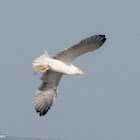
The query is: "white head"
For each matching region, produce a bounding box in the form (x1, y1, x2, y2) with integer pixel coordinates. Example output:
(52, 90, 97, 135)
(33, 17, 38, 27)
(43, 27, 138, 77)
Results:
(77, 68, 85, 75)
(72, 66, 85, 75)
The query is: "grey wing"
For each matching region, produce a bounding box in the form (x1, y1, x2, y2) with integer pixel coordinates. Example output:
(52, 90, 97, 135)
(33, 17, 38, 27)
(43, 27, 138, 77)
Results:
(53, 35, 106, 65)
(34, 70, 63, 116)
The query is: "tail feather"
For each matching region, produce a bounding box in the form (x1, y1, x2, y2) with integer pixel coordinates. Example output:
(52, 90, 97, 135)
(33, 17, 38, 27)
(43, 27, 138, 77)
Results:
(32, 50, 50, 74)
(43, 50, 50, 58)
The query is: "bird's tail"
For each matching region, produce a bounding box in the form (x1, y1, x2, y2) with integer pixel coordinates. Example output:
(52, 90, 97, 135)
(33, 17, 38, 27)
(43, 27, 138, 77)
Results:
(32, 50, 50, 74)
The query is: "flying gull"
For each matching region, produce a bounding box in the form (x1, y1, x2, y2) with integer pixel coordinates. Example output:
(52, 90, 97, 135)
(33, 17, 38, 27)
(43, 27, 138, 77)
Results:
(32, 34, 106, 116)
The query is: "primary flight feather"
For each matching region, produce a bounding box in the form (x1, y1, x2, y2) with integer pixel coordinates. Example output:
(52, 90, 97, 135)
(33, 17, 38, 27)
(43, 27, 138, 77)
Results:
(32, 34, 106, 116)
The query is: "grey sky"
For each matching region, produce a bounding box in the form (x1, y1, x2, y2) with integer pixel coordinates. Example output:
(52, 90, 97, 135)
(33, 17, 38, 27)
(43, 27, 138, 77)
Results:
(0, 0, 140, 140)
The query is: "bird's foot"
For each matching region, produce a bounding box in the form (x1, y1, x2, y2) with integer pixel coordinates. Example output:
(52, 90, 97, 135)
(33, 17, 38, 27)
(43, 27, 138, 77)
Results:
(34, 65, 49, 75)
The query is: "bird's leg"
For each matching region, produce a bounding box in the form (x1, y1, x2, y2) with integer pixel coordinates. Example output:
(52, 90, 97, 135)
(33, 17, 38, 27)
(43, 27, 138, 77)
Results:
(35, 64, 49, 74)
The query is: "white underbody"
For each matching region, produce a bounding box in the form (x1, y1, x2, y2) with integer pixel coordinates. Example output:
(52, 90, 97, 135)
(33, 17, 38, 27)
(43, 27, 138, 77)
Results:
(32, 55, 82, 75)
(48, 59, 79, 75)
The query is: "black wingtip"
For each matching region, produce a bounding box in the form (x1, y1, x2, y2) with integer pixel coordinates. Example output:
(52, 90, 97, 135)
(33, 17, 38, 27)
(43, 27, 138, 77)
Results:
(35, 107, 50, 117)
(98, 34, 106, 46)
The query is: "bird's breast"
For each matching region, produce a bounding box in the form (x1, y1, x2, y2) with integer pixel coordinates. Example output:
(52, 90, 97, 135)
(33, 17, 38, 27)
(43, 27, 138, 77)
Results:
(48, 59, 72, 74)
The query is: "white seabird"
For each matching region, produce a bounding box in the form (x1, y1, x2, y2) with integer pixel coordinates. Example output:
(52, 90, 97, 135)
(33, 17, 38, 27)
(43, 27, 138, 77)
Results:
(32, 34, 106, 116)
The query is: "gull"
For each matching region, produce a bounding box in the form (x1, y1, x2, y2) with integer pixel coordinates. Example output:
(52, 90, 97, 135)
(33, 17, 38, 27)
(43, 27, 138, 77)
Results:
(32, 34, 106, 116)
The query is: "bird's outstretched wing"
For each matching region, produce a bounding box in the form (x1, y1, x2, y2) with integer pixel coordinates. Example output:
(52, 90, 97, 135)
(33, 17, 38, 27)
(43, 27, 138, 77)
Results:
(53, 35, 106, 65)
(34, 70, 63, 116)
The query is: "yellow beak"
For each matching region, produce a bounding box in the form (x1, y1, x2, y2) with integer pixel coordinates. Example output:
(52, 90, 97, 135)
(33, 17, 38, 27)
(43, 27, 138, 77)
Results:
(81, 72, 85, 76)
